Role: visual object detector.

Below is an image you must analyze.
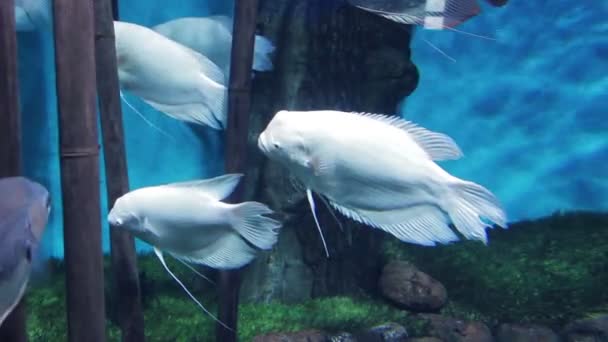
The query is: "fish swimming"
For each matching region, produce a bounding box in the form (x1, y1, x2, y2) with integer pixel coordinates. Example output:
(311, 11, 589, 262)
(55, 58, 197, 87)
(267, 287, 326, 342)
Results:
(14, 0, 52, 32)
(0, 177, 51, 326)
(153, 16, 275, 79)
(346, 0, 482, 30)
(107, 173, 281, 326)
(113, 20, 228, 130)
(258, 110, 507, 256)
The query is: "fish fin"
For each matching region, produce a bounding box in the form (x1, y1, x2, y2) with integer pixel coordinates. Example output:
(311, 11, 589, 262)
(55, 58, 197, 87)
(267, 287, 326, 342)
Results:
(119, 91, 178, 141)
(170, 233, 257, 270)
(252, 35, 275, 72)
(307, 189, 330, 258)
(422, 38, 457, 63)
(352, 112, 463, 161)
(353, 0, 481, 29)
(173, 257, 215, 285)
(153, 247, 232, 331)
(446, 180, 507, 244)
(142, 98, 223, 130)
(190, 51, 226, 85)
(229, 202, 282, 250)
(318, 195, 345, 232)
(329, 200, 459, 246)
(160, 174, 243, 201)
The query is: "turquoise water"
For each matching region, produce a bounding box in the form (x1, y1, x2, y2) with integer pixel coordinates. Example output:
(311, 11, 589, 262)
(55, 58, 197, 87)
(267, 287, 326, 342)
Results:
(16, 0, 607, 261)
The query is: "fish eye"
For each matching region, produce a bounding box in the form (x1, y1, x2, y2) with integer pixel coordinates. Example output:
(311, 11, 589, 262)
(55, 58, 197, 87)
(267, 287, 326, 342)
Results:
(273, 142, 280, 149)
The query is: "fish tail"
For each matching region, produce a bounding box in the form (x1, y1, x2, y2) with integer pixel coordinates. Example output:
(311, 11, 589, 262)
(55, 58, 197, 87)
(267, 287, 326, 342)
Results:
(252, 35, 275, 72)
(446, 179, 507, 244)
(229, 202, 282, 250)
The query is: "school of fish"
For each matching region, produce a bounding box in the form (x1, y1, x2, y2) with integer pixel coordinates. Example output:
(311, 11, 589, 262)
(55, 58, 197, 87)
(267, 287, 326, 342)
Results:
(5, 0, 511, 329)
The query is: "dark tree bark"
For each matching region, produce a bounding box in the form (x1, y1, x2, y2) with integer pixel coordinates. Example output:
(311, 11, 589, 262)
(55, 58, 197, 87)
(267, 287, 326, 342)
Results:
(240, 0, 419, 303)
(53, 0, 107, 341)
(217, 1, 260, 341)
(0, 1, 27, 341)
(93, 0, 145, 341)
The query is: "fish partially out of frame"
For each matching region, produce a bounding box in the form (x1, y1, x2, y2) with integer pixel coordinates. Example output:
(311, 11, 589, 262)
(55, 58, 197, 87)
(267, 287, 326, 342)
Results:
(258, 110, 507, 257)
(0, 177, 51, 326)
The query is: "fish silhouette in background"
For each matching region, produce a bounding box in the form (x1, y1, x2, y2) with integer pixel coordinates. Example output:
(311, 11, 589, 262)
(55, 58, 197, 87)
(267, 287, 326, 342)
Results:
(258, 110, 507, 257)
(153, 15, 275, 80)
(0, 177, 51, 326)
(114, 20, 228, 130)
(108, 173, 281, 328)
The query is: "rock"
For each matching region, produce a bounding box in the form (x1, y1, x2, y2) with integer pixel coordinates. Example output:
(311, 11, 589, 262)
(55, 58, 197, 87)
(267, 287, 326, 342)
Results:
(379, 261, 447, 312)
(241, 0, 419, 303)
(406, 338, 443, 342)
(495, 323, 560, 342)
(421, 314, 493, 342)
(563, 315, 608, 342)
(253, 329, 329, 342)
(329, 332, 357, 342)
(356, 322, 409, 341)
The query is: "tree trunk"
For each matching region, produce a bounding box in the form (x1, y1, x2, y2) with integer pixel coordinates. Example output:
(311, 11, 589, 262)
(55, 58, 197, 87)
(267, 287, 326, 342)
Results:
(53, 0, 107, 340)
(241, 0, 419, 303)
(93, 0, 146, 340)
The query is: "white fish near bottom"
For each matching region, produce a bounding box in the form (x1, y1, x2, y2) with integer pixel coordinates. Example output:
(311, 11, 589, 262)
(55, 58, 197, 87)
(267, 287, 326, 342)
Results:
(107, 174, 281, 326)
(153, 16, 276, 79)
(113, 20, 228, 130)
(258, 110, 507, 255)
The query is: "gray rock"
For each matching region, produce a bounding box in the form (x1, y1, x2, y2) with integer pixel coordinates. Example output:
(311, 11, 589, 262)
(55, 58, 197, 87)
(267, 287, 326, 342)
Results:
(379, 261, 447, 312)
(563, 315, 608, 342)
(357, 322, 409, 341)
(495, 323, 560, 342)
(253, 329, 329, 342)
(421, 314, 493, 342)
(330, 332, 357, 342)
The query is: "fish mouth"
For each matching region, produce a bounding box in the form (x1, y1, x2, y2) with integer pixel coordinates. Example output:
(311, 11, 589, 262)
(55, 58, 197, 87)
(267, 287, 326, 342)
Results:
(257, 131, 269, 155)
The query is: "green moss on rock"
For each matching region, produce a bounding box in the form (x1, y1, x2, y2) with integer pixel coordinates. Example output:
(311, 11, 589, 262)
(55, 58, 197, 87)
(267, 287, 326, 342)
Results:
(383, 211, 608, 326)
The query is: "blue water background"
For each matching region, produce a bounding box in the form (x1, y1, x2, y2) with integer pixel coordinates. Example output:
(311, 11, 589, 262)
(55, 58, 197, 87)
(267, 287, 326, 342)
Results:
(15, 0, 607, 258)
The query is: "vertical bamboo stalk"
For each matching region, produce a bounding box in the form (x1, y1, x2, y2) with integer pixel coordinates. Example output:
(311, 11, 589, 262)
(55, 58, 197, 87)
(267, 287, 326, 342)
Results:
(217, 1, 259, 341)
(53, 0, 107, 341)
(93, 0, 145, 341)
(0, 1, 27, 340)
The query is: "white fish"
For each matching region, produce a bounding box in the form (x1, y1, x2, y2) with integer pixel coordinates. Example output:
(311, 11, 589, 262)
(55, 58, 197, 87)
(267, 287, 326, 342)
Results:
(0, 177, 51, 326)
(107, 173, 281, 326)
(258, 110, 507, 256)
(153, 16, 275, 79)
(14, 0, 52, 32)
(113, 20, 228, 130)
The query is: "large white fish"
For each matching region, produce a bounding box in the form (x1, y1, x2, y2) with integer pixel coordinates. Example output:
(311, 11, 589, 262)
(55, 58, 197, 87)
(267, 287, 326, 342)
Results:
(14, 0, 52, 32)
(113, 20, 228, 130)
(107, 173, 281, 326)
(0, 177, 51, 326)
(258, 110, 507, 256)
(153, 16, 275, 79)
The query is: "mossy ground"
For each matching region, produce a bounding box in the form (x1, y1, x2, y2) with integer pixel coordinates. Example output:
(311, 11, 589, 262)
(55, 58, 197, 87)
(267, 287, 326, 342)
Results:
(25, 254, 427, 341)
(384, 211, 608, 327)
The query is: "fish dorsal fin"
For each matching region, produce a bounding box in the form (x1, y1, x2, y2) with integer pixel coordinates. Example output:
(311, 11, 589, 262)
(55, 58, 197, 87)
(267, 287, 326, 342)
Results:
(161, 174, 243, 200)
(352, 112, 463, 161)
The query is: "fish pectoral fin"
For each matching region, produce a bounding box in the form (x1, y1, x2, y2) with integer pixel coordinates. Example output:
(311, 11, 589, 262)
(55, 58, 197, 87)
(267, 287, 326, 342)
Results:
(160, 173, 243, 201)
(307, 189, 330, 258)
(142, 98, 223, 130)
(350, 112, 463, 161)
(329, 201, 459, 246)
(153, 247, 232, 330)
(170, 233, 257, 270)
(229, 202, 282, 250)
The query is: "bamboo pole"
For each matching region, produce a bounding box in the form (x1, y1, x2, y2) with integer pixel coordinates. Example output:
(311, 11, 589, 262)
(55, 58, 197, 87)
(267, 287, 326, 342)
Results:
(93, 0, 145, 341)
(52, 0, 107, 341)
(0, 1, 27, 341)
(217, 1, 259, 341)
